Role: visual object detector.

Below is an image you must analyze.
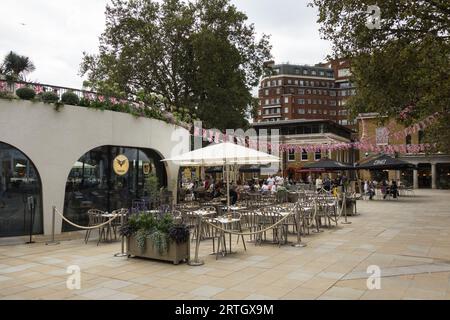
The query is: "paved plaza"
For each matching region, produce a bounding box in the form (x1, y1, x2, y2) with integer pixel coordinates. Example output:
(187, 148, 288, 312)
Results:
(1, 189, 450, 300)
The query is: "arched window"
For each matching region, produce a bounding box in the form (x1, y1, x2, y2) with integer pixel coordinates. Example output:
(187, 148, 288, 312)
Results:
(0, 142, 43, 237)
(418, 130, 425, 144)
(405, 134, 412, 145)
(63, 146, 167, 231)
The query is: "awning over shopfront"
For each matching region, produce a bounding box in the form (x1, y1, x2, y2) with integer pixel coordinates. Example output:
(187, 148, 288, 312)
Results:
(239, 164, 271, 173)
(357, 154, 417, 170)
(205, 166, 223, 173)
(302, 158, 355, 171)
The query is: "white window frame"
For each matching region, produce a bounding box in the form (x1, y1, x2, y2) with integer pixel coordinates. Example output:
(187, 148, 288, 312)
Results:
(314, 150, 322, 161)
(288, 150, 295, 161)
(301, 149, 308, 161)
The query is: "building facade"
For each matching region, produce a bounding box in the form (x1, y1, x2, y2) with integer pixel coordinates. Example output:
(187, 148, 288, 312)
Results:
(255, 60, 357, 130)
(356, 113, 450, 189)
(252, 119, 356, 181)
(0, 99, 189, 237)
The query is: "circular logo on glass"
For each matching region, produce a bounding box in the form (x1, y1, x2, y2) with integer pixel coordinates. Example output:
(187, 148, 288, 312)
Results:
(113, 154, 129, 176)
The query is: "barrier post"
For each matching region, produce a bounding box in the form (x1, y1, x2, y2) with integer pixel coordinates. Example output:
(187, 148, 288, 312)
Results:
(188, 214, 204, 266)
(292, 206, 306, 248)
(45, 206, 60, 245)
(114, 209, 128, 257)
(341, 193, 352, 224)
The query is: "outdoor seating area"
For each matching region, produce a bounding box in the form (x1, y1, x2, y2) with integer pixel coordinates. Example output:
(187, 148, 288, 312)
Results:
(2, 189, 450, 300)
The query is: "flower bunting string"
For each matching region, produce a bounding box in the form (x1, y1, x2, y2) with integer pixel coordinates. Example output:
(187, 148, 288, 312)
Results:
(193, 112, 441, 155)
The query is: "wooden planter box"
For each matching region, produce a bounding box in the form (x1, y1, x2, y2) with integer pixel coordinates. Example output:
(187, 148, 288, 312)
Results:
(127, 235, 190, 265)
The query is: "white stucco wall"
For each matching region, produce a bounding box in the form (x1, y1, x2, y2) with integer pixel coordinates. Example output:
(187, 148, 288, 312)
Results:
(0, 99, 190, 235)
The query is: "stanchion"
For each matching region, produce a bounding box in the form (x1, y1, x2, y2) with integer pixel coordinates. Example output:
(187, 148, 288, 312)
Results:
(46, 206, 60, 245)
(292, 207, 306, 248)
(188, 214, 204, 266)
(25, 196, 36, 244)
(114, 210, 128, 257)
(341, 193, 352, 224)
(311, 199, 323, 233)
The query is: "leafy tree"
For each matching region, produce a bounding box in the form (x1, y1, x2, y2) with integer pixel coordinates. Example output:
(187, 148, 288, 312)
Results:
(80, 0, 271, 130)
(1, 51, 36, 81)
(310, 0, 450, 152)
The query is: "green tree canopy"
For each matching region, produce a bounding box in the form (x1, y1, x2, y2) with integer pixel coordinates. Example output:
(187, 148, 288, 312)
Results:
(1, 51, 36, 81)
(310, 0, 450, 152)
(80, 0, 271, 130)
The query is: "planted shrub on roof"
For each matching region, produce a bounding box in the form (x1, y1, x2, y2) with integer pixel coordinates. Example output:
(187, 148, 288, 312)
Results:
(15, 87, 36, 100)
(61, 91, 80, 105)
(40, 91, 59, 103)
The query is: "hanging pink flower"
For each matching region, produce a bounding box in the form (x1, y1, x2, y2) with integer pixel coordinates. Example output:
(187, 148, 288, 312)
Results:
(0, 81, 6, 91)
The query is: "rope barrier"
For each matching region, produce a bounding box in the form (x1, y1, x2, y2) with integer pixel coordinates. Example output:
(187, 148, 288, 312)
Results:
(53, 207, 120, 230)
(200, 211, 295, 236)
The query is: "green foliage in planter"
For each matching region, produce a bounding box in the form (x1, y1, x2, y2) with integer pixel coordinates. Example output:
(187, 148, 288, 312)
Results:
(145, 173, 161, 204)
(0, 91, 16, 100)
(40, 91, 59, 103)
(78, 97, 91, 107)
(15, 87, 36, 100)
(61, 91, 80, 105)
(120, 212, 189, 254)
(168, 225, 190, 244)
(149, 230, 168, 254)
(135, 229, 152, 250)
(54, 101, 64, 112)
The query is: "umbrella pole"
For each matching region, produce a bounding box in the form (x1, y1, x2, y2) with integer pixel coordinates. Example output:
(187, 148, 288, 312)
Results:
(226, 163, 230, 214)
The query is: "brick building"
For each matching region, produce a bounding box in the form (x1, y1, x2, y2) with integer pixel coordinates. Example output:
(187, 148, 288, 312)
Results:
(255, 60, 356, 130)
(252, 119, 357, 181)
(356, 113, 450, 189)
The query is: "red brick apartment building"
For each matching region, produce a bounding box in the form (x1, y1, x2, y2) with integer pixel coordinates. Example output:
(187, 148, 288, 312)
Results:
(255, 59, 356, 131)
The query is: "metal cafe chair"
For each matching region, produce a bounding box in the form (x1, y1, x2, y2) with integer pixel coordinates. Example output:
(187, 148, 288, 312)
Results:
(85, 209, 105, 244)
(110, 208, 128, 240)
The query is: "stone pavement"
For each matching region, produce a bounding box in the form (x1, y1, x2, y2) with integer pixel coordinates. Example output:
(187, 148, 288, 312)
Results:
(1, 189, 450, 300)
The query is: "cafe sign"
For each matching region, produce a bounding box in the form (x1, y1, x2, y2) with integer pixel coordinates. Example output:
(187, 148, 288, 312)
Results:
(113, 154, 129, 176)
(143, 162, 151, 175)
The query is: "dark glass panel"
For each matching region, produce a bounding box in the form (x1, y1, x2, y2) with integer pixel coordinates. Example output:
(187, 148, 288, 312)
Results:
(0, 142, 43, 237)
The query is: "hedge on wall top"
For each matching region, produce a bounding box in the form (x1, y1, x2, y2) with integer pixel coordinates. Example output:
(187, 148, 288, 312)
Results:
(16, 87, 36, 100)
(40, 91, 59, 103)
(61, 91, 80, 105)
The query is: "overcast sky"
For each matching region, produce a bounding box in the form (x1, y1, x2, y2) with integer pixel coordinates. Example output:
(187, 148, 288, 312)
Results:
(0, 0, 331, 89)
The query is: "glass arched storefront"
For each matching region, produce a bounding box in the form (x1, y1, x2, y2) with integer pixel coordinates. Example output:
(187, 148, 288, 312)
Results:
(0, 142, 43, 237)
(63, 145, 167, 231)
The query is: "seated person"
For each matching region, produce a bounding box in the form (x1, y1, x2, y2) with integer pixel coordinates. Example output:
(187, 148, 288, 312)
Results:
(271, 184, 278, 193)
(229, 187, 238, 205)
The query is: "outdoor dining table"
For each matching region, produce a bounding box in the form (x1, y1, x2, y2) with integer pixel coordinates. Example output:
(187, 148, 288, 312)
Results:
(214, 217, 242, 258)
(221, 205, 247, 212)
(191, 209, 215, 242)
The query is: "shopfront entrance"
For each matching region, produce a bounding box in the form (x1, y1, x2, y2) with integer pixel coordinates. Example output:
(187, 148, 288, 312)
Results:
(417, 163, 431, 188)
(63, 145, 167, 231)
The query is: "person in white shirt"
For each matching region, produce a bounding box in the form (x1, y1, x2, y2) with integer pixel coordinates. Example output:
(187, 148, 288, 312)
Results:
(315, 176, 323, 191)
(364, 180, 369, 197)
(271, 184, 277, 193)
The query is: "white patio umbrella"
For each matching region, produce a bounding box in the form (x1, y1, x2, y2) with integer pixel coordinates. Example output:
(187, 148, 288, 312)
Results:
(163, 142, 280, 211)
